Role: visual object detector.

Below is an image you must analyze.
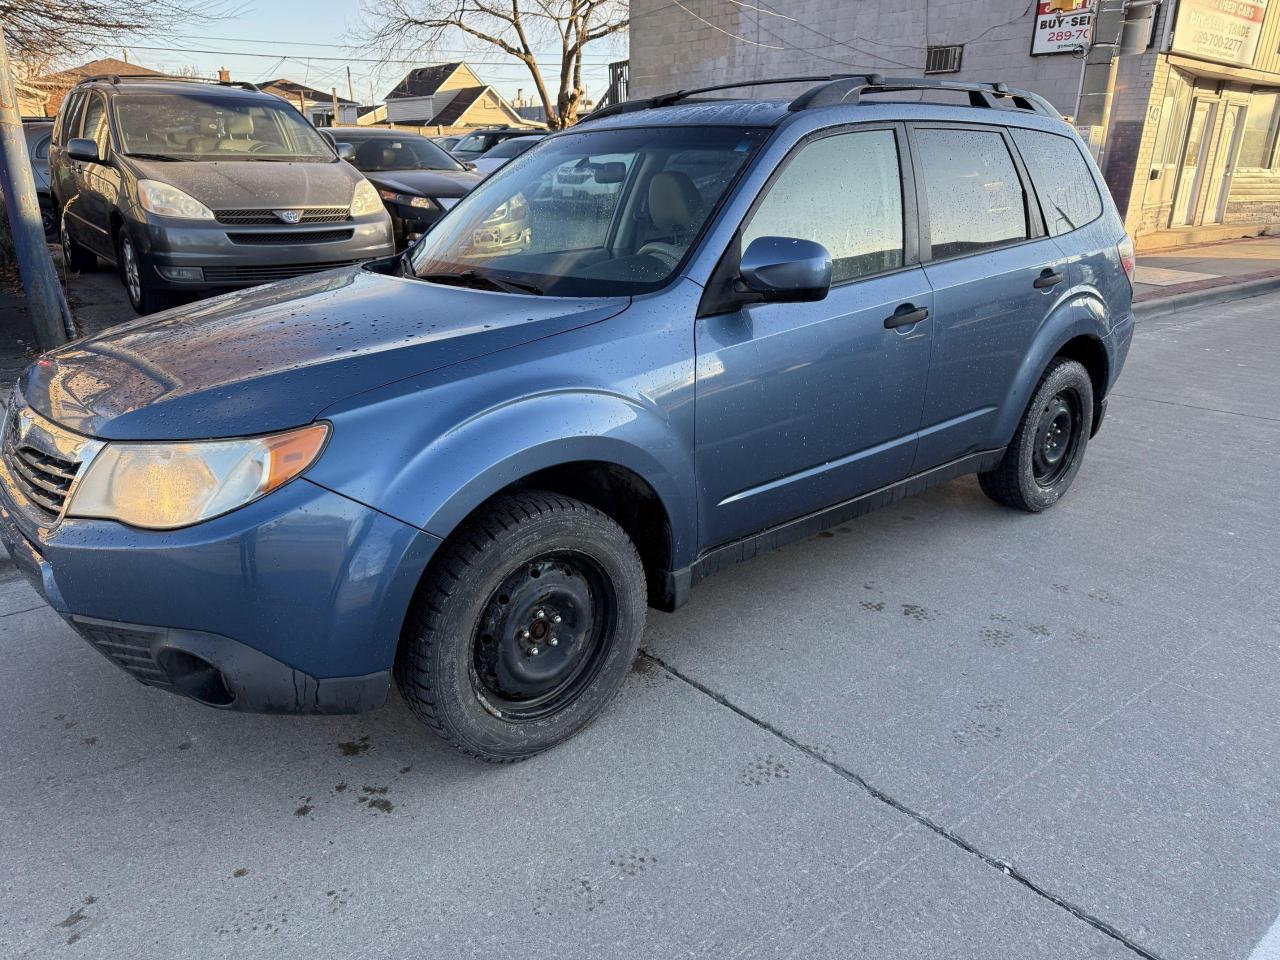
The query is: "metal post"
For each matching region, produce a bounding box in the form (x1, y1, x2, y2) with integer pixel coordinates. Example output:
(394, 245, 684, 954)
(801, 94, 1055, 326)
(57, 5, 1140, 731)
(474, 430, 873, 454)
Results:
(0, 27, 73, 350)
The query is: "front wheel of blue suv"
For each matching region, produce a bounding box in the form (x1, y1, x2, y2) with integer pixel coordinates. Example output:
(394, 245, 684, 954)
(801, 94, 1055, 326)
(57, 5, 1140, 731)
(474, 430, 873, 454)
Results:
(979, 358, 1095, 513)
(395, 491, 648, 762)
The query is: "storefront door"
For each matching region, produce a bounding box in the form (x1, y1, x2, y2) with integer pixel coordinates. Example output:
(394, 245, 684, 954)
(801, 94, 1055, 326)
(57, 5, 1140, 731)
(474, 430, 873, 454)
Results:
(1171, 99, 1218, 227)
(1207, 104, 1247, 224)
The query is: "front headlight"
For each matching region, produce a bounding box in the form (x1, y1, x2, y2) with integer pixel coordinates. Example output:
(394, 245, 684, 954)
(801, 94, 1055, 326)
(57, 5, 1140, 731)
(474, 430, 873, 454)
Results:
(137, 180, 214, 220)
(67, 423, 329, 530)
(350, 179, 383, 217)
(376, 188, 437, 210)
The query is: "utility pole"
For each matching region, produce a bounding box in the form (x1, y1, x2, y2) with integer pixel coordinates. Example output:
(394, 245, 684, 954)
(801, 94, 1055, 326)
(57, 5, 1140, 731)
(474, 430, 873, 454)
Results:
(347, 66, 355, 105)
(331, 87, 339, 126)
(0, 27, 73, 350)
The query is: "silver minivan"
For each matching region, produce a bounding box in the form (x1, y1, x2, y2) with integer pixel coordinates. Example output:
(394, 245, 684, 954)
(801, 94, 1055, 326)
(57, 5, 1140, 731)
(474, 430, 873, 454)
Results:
(50, 75, 394, 314)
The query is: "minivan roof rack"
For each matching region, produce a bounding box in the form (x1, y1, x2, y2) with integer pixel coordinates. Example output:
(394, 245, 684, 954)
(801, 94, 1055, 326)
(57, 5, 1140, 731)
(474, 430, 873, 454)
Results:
(582, 73, 1059, 124)
(77, 74, 260, 92)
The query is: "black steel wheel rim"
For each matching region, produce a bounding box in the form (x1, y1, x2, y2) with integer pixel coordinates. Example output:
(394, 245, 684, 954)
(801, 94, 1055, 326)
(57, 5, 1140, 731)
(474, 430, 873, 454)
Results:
(470, 551, 616, 721)
(1032, 389, 1081, 486)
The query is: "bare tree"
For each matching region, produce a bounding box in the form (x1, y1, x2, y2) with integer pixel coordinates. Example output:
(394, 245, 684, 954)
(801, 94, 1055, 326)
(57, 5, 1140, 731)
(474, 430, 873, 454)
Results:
(364, 0, 628, 129)
(0, 0, 228, 60)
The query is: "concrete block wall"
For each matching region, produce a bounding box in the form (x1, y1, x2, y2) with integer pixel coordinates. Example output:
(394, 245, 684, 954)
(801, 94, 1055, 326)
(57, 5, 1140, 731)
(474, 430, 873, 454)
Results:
(630, 0, 1094, 115)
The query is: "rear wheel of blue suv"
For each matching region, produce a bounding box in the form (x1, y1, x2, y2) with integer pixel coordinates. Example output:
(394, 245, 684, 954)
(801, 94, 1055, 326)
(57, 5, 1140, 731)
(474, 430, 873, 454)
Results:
(0, 76, 1135, 764)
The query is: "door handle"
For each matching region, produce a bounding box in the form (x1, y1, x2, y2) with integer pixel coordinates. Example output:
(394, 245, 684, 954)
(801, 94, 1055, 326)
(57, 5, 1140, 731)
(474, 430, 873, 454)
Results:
(884, 304, 929, 329)
(1033, 269, 1065, 289)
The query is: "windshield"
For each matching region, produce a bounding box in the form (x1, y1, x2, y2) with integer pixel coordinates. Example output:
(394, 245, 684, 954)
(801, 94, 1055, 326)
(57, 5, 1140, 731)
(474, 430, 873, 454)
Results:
(410, 125, 767, 297)
(345, 134, 463, 172)
(484, 137, 542, 159)
(113, 93, 335, 162)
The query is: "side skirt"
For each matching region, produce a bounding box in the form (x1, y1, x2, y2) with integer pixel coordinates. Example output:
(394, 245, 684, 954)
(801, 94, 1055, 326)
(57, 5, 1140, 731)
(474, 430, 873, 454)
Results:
(657, 448, 1005, 611)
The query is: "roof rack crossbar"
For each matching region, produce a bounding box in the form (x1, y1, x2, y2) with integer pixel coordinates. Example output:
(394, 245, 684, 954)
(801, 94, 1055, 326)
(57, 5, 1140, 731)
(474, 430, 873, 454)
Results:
(788, 75, 1059, 117)
(77, 74, 260, 92)
(582, 75, 863, 124)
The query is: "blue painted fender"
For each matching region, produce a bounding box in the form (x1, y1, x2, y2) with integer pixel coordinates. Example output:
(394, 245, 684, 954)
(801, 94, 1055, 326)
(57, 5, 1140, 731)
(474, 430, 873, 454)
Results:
(989, 287, 1109, 445)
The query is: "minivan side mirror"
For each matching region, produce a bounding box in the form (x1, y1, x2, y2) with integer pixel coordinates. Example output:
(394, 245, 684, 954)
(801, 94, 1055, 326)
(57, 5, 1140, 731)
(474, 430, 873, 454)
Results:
(738, 236, 832, 303)
(67, 138, 100, 163)
(335, 142, 355, 160)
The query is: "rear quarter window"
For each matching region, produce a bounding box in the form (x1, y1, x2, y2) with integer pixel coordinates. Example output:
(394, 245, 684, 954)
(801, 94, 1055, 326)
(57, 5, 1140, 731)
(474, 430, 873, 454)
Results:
(1011, 128, 1104, 237)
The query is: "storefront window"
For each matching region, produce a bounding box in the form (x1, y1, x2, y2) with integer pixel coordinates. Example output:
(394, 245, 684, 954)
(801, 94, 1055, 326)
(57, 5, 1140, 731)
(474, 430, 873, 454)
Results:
(1238, 91, 1280, 169)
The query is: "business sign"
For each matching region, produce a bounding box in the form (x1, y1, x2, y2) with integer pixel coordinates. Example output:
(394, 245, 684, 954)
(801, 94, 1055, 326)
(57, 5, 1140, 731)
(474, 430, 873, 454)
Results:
(1172, 0, 1269, 66)
(1032, 0, 1096, 55)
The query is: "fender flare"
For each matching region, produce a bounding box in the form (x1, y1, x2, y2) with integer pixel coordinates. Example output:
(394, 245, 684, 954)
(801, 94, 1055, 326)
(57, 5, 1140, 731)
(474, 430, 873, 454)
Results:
(991, 290, 1109, 444)
(391, 390, 698, 570)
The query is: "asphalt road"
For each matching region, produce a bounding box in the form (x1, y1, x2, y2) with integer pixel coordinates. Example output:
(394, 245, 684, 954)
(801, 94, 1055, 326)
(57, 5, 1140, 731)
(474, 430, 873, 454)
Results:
(2, 291, 1278, 960)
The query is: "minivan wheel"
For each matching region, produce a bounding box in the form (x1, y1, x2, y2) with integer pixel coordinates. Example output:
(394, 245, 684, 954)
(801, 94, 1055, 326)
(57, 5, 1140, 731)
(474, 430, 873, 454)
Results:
(39, 197, 57, 240)
(116, 230, 171, 314)
(978, 358, 1094, 513)
(396, 491, 647, 762)
(60, 213, 97, 273)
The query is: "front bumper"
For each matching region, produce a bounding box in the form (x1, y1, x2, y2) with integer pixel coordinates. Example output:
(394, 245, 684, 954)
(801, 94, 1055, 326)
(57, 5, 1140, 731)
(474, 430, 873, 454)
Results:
(132, 210, 396, 291)
(382, 200, 445, 249)
(0, 473, 440, 714)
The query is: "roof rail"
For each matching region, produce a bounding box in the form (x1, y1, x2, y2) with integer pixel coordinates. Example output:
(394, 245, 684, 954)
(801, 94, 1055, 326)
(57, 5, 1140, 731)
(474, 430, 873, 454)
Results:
(76, 74, 260, 92)
(581, 75, 861, 124)
(788, 75, 1060, 117)
(581, 73, 1060, 125)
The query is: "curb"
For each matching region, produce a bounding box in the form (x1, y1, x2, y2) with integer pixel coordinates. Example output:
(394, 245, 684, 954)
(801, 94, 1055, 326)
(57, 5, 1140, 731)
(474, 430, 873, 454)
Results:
(1134, 274, 1280, 322)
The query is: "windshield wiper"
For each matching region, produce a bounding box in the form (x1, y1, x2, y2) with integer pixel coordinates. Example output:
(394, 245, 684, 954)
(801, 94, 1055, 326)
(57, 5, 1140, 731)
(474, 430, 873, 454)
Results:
(125, 152, 189, 162)
(419, 269, 545, 296)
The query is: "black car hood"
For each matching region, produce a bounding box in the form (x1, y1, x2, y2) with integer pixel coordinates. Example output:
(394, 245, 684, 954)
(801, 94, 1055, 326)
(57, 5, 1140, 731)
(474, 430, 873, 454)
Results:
(364, 168, 481, 199)
(126, 157, 361, 210)
(22, 267, 629, 441)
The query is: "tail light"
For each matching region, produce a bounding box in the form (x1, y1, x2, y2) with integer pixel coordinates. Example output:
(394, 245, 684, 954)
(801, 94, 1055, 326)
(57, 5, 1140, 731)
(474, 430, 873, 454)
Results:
(1117, 234, 1136, 287)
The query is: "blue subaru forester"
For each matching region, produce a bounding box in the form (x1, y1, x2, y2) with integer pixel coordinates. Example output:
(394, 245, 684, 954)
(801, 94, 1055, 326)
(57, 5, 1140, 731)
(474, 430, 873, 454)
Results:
(0, 76, 1133, 761)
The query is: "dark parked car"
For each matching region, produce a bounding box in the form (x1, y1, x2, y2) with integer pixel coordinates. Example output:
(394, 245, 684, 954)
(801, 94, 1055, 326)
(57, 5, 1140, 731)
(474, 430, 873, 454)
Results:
(450, 126, 543, 162)
(49, 75, 394, 314)
(23, 120, 56, 238)
(471, 134, 546, 177)
(1, 76, 1134, 763)
(325, 127, 482, 248)
(432, 134, 463, 152)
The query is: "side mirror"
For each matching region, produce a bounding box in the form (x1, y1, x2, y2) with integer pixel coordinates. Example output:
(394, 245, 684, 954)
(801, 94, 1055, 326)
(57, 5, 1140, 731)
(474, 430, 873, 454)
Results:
(67, 138, 100, 163)
(335, 142, 355, 160)
(738, 236, 832, 303)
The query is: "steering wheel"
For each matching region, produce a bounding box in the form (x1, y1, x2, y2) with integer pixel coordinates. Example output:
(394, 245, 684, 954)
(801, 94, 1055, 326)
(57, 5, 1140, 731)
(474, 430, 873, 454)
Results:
(636, 241, 683, 269)
(249, 142, 282, 155)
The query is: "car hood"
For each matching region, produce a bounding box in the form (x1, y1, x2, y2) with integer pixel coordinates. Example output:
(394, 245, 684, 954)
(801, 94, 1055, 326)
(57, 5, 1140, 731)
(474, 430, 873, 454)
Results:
(21, 267, 630, 441)
(365, 169, 481, 198)
(126, 157, 361, 210)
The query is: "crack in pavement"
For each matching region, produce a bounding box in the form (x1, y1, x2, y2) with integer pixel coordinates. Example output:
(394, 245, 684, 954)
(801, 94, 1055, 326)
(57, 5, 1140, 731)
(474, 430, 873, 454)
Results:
(641, 649, 1166, 960)
(1108, 393, 1280, 424)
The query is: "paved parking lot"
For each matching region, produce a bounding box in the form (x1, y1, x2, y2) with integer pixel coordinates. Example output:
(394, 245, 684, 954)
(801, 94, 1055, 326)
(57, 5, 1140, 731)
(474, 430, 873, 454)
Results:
(1, 290, 1277, 960)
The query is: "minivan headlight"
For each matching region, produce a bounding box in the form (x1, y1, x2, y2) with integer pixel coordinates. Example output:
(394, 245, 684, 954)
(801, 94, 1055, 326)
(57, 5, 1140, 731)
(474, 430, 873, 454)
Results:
(136, 180, 214, 220)
(67, 423, 329, 530)
(350, 179, 382, 217)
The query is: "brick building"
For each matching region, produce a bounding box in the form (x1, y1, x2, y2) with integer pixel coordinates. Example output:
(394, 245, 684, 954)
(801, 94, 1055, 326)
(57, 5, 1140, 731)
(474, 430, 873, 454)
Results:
(629, 0, 1280, 249)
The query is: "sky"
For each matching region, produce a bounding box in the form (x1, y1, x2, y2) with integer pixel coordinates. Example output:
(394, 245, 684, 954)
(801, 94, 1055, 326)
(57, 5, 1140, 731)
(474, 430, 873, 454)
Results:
(99, 1, 628, 107)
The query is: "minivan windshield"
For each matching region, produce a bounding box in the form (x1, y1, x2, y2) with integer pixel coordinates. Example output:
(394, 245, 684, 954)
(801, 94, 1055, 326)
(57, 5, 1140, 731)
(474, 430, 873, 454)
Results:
(343, 134, 463, 172)
(113, 92, 335, 162)
(410, 125, 767, 297)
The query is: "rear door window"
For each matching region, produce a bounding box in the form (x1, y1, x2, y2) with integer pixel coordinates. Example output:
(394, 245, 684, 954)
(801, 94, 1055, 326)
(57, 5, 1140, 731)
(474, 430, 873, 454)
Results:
(743, 128, 905, 283)
(914, 127, 1029, 260)
(1010, 128, 1104, 236)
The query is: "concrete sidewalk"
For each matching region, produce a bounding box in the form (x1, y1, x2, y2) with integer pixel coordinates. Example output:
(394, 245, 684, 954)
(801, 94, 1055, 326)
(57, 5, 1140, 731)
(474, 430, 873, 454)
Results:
(1132, 234, 1280, 304)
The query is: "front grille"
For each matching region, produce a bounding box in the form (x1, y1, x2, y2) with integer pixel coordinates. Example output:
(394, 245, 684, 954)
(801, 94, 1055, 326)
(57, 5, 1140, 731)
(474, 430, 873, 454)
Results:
(227, 228, 354, 245)
(2, 407, 80, 521)
(203, 260, 359, 284)
(214, 207, 350, 225)
(72, 620, 172, 688)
